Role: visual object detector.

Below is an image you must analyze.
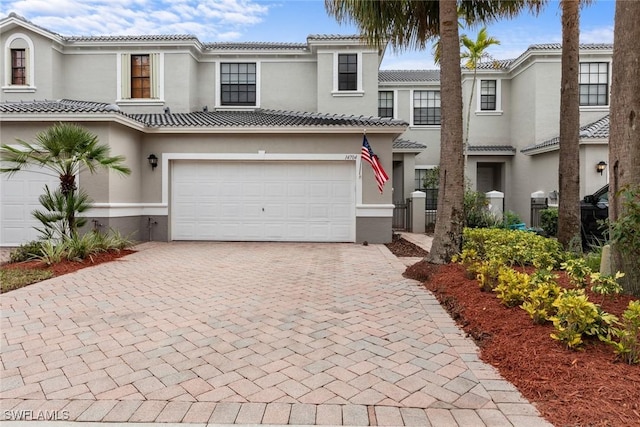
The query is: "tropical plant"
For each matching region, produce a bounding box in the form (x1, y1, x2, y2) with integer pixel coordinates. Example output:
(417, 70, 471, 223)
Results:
(32, 186, 93, 241)
(603, 300, 640, 364)
(561, 257, 591, 288)
(540, 208, 558, 237)
(0, 123, 131, 239)
(325, 0, 544, 264)
(607, 186, 640, 296)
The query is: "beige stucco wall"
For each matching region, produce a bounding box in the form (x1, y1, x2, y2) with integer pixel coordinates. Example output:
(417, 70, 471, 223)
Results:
(62, 53, 117, 102)
(261, 61, 317, 112)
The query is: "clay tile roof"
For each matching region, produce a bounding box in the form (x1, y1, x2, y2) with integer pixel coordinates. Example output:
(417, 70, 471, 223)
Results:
(393, 139, 426, 150)
(379, 70, 440, 83)
(468, 145, 516, 153)
(0, 99, 122, 113)
(521, 115, 609, 154)
(204, 42, 308, 51)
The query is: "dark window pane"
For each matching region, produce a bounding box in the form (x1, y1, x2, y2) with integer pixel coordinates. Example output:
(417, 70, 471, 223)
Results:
(338, 54, 357, 91)
(221, 62, 257, 106)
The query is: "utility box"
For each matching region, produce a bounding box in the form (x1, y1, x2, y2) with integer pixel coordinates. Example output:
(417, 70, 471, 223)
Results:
(486, 190, 504, 220)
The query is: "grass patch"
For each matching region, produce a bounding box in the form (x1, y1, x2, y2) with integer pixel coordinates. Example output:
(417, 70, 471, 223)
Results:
(0, 268, 53, 293)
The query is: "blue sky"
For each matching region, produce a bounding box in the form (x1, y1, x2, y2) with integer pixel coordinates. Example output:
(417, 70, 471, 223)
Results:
(1, 0, 615, 69)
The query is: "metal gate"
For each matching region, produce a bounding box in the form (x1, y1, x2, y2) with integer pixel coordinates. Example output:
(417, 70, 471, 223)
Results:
(393, 198, 412, 231)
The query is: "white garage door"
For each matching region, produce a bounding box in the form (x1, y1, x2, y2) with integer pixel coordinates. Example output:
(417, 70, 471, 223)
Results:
(172, 160, 355, 242)
(1, 169, 59, 246)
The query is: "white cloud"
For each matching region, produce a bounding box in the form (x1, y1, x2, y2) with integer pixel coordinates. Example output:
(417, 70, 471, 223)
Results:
(580, 26, 614, 44)
(1, 0, 271, 40)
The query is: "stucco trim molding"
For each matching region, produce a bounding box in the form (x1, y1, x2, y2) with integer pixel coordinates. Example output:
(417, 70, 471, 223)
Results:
(83, 203, 168, 217)
(356, 204, 395, 217)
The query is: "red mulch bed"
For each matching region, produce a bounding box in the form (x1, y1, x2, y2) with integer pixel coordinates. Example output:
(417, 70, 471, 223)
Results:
(405, 260, 640, 427)
(2, 250, 135, 277)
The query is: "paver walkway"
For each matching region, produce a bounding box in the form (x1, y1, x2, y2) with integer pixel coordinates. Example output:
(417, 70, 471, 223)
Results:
(1, 241, 551, 426)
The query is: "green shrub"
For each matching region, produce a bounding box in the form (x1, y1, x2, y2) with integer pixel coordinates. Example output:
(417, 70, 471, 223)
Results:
(9, 240, 45, 263)
(550, 289, 617, 350)
(502, 210, 523, 228)
(464, 190, 501, 228)
(475, 259, 503, 292)
(462, 228, 564, 269)
(561, 258, 592, 288)
(36, 240, 67, 265)
(590, 271, 624, 299)
(540, 208, 558, 237)
(452, 248, 480, 279)
(603, 300, 640, 364)
(522, 281, 562, 324)
(494, 267, 533, 307)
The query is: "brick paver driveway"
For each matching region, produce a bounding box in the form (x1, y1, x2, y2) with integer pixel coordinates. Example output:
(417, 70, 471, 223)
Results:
(1, 242, 550, 426)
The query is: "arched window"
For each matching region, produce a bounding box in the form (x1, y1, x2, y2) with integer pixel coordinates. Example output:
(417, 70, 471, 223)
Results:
(3, 33, 35, 92)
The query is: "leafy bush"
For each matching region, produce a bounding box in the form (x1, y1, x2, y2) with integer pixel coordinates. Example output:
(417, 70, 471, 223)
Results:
(9, 240, 45, 263)
(36, 239, 67, 265)
(606, 185, 640, 296)
(561, 258, 592, 288)
(494, 267, 533, 307)
(475, 259, 503, 292)
(502, 210, 523, 228)
(540, 208, 558, 237)
(522, 281, 562, 324)
(550, 289, 617, 350)
(603, 300, 640, 364)
(464, 190, 501, 228)
(462, 228, 564, 269)
(590, 271, 624, 299)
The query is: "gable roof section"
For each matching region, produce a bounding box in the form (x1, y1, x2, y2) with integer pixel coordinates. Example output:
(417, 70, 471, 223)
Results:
(521, 115, 609, 155)
(0, 99, 407, 133)
(379, 70, 440, 83)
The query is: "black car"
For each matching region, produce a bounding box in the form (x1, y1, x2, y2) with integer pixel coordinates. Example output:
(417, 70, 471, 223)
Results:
(580, 184, 608, 247)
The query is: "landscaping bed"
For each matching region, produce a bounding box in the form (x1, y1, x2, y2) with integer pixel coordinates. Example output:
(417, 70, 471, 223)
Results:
(402, 256, 640, 427)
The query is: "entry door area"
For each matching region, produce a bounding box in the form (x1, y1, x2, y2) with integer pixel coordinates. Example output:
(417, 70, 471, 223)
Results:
(171, 160, 355, 242)
(1, 168, 59, 246)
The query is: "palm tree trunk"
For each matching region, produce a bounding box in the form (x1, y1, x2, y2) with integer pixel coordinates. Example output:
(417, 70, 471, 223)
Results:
(557, 0, 581, 248)
(426, 0, 465, 264)
(609, 0, 640, 296)
(464, 68, 477, 174)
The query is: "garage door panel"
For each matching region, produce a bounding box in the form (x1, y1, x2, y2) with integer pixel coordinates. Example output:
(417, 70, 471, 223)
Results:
(1, 169, 59, 246)
(172, 160, 355, 242)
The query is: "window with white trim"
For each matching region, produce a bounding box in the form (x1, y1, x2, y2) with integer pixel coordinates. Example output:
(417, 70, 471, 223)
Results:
(119, 53, 161, 100)
(413, 91, 440, 125)
(480, 80, 496, 111)
(579, 62, 609, 106)
(3, 33, 35, 91)
(378, 91, 394, 118)
(338, 54, 357, 91)
(221, 63, 257, 106)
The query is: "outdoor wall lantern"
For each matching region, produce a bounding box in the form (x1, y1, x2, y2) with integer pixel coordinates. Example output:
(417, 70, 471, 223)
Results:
(596, 161, 607, 175)
(147, 154, 158, 170)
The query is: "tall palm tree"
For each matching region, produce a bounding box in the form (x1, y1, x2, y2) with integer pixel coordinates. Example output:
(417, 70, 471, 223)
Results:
(326, 0, 543, 263)
(460, 28, 500, 168)
(557, 0, 582, 249)
(0, 122, 131, 237)
(608, 0, 640, 295)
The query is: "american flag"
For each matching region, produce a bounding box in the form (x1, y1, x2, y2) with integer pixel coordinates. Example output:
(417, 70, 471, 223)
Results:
(361, 136, 389, 193)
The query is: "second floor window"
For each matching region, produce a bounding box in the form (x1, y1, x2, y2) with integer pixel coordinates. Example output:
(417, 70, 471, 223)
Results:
(378, 91, 394, 118)
(11, 49, 26, 85)
(480, 80, 497, 111)
(221, 63, 256, 106)
(131, 54, 150, 98)
(413, 90, 441, 125)
(579, 62, 609, 106)
(338, 54, 357, 91)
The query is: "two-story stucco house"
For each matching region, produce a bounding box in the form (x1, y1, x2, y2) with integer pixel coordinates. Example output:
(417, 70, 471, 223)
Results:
(0, 12, 612, 247)
(380, 44, 611, 224)
(1, 13, 412, 246)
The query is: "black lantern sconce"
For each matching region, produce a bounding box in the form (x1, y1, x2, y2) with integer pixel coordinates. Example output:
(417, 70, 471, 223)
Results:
(147, 154, 158, 170)
(596, 161, 607, 175)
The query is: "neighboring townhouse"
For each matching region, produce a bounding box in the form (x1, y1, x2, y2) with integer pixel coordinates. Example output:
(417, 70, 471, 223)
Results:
(0, 13, 408, 246)
(0, 12, 613, 247)
(381, 43, 612, 225)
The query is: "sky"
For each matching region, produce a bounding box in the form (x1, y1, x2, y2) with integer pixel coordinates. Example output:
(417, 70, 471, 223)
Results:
(1, 0, 615, 69)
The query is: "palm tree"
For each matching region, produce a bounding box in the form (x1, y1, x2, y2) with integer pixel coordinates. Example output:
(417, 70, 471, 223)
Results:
(0, 122, 131, 238)
(326, 0, 543, 263)
(608, 0, 640, 295)
(460, 28, 500, 169)
(556, 0, 582, 249)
